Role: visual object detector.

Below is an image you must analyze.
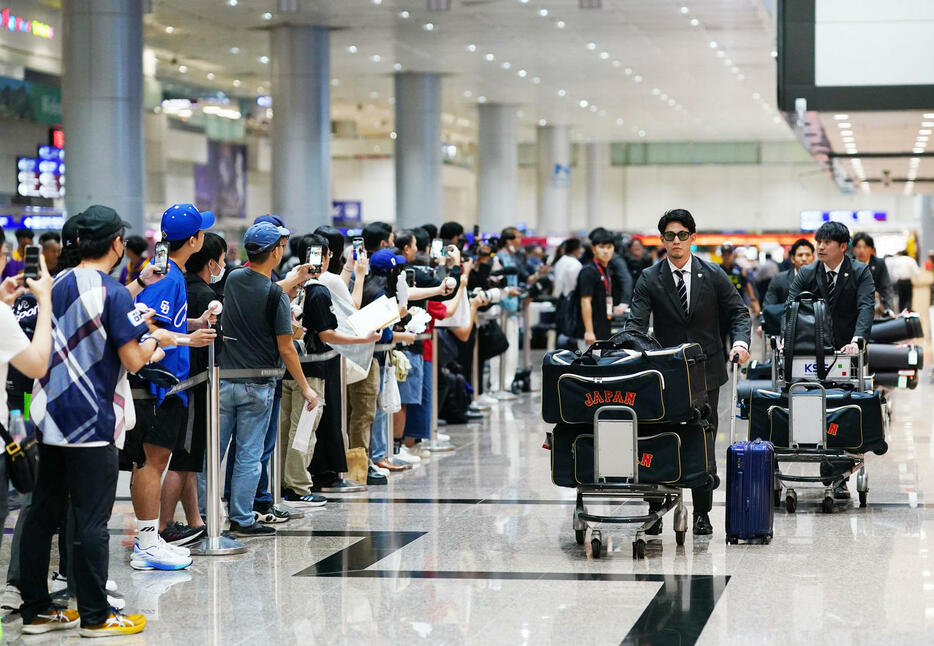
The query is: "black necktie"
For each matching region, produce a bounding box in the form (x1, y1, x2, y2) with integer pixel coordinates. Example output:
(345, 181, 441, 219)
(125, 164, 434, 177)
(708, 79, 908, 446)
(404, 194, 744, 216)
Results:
(826, 270, 837, 306)
(675, 270, 689, 315)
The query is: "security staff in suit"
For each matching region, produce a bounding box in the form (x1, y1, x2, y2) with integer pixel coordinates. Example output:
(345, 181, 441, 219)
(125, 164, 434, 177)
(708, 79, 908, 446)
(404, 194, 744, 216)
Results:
(764, 238, 814, 307)
(852, 232, 895, 314)
(787, 221, 875, 498)
(629, 209, 752, 536)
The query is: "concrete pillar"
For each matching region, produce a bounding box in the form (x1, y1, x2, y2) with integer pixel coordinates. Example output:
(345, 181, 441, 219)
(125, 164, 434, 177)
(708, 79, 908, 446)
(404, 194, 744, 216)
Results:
(585, 142, 606, 232)
(270, 25, 330, 229)
(536, 125, 571, 236)
(394, 73, 442, 229)
(476, 104, 518, 235)
(62, 0, 144, 228)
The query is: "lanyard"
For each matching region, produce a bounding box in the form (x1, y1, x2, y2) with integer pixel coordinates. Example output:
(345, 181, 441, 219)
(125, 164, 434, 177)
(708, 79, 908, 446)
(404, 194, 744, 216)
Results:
(595, 261, 613, 319)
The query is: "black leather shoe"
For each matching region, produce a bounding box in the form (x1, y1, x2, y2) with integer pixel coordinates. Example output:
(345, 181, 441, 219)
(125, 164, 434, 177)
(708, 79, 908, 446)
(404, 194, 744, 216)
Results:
(833, 482, 851, 499)
(693, 513, 713, 535)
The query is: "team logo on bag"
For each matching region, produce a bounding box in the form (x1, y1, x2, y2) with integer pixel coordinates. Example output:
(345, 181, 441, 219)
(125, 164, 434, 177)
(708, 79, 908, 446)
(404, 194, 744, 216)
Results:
(583, 391, 637, 407)
(827, 423, 839, 436)
(639, 453, 653, 468)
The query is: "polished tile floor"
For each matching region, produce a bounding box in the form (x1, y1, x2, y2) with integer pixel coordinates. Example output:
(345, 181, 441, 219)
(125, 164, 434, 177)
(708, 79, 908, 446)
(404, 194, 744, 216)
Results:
(2, 352, 933, 645)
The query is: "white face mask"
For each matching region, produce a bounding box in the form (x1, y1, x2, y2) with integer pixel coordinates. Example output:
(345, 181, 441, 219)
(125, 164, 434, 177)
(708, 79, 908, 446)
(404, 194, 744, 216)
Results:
(209, 261, 226, 284)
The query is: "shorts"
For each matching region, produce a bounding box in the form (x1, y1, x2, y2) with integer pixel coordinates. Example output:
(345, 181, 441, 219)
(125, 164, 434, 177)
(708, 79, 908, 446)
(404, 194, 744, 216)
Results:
(169, 383, 206, 473)
(118, 395, 190, 471)
(397, 352, 424, 405)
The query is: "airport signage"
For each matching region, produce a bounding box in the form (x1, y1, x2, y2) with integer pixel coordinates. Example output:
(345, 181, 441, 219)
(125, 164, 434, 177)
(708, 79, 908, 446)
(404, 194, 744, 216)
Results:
(1, 8, 54, 39)
(799, 210, 887, 231)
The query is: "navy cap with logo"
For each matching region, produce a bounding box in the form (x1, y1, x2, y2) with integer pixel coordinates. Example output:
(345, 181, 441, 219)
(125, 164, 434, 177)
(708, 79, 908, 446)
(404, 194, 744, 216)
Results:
(369, 249, 407, 272)
(243, 221, 290, 253)
(75, 205, 132, 240)
(254, 214, 286, 229)
(161, 203, 215, 242)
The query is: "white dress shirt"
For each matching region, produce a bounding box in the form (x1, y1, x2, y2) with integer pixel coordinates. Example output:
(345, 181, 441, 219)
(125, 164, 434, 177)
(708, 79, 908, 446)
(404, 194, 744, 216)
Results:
(668, 255, 748, 350)
(554, 254, 583, 298)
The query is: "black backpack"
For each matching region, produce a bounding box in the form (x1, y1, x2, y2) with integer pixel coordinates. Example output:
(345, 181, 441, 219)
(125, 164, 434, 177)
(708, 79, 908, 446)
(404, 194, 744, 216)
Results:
(555, 291, 583, 339)
(783, 291, 835, 380)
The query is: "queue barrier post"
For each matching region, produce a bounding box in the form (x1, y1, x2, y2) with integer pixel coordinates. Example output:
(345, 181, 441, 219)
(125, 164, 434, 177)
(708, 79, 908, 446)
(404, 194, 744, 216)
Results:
(426, 327, 454, 453)
(495, 306, 518, 401)
(190, 340, 247, 556)
(523, 296, 532, 374)
(471, 326, 480, 403)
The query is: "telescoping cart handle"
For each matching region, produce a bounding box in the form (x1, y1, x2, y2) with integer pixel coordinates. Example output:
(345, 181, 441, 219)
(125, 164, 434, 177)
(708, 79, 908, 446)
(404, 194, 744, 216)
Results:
(729, 356, 739, 446)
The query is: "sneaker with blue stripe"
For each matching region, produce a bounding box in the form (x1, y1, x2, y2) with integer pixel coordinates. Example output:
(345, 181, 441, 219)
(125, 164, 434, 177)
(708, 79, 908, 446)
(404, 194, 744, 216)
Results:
(130, 539, 192, 571)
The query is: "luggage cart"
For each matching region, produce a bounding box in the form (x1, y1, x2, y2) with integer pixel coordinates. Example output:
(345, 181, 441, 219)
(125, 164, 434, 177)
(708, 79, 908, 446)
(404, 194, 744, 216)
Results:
(768, 339, 875, 513)
(572, 406, 689, 559)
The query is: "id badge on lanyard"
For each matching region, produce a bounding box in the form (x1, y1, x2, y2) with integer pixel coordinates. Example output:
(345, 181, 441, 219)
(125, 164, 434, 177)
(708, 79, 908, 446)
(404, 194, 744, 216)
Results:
(596, 262, 612, 320)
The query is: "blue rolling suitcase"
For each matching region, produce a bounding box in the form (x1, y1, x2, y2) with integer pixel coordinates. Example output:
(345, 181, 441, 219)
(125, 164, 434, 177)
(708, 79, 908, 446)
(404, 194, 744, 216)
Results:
(726, 362, 775, 545)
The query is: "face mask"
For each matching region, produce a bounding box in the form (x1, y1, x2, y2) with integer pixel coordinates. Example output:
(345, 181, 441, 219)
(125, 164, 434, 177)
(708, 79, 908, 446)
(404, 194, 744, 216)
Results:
(209, 261, 225, 284)
(111, 241, 125, 273)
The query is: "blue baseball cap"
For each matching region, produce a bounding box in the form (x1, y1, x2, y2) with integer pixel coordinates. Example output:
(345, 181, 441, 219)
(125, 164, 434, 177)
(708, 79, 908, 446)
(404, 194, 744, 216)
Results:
(161, 204, 215, 241)
(244, 221, 290, 253)
(254, 214, 286, 228)
(370, 248, 407, 272)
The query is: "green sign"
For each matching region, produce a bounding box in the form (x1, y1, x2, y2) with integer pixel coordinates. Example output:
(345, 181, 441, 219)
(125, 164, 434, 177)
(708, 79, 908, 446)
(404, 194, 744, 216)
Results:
(0, 76, 61, 124)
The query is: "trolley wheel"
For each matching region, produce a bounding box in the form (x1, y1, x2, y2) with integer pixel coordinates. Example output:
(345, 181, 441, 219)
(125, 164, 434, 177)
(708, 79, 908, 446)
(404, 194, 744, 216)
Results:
(784, 494, 797, 513)
(575, 529, 585, 545)
(859, 491, 868, 508)
(632, 539, 646, 560)
(591, 537, 603, 559)
(675, 530, 685, 546)
(821, 496, 834, 514)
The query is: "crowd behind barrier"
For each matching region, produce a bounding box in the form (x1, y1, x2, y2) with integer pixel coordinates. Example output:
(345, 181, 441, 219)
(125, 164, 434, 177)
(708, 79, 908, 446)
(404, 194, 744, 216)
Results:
(0, 205, 926, 636)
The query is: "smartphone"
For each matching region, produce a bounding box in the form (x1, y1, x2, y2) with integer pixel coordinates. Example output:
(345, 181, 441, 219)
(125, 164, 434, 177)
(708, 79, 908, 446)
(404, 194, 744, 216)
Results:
(153, 241, 169, 274)
(473, 225, 480, 241)
(23, 245, 40, 281)
(405, 267, 415, 287)
(352, 237, 364, 260)
(431, 239, 443, 259)
(307, 244, 323, 274)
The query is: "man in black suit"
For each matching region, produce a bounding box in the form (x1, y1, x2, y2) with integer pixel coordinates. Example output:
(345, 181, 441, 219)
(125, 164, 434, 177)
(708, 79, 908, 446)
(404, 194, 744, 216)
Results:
(764, 239, 814, 307)
(787, 221, 875, 499)
(629, 209, 751, 536)
(852, 232, 895, 314)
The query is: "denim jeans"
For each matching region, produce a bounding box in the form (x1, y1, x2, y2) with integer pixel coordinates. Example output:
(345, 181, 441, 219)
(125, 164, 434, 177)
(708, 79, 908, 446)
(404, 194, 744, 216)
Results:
(370, 358, 387, 460)
(403, 359, 432, 440)
(219, 380, 276, 527)
(254, 380, 283, 506)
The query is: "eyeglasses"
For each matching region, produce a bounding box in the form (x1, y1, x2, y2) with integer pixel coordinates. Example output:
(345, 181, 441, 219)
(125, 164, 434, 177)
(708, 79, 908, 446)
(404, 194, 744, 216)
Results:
(662, 231, 692, 242)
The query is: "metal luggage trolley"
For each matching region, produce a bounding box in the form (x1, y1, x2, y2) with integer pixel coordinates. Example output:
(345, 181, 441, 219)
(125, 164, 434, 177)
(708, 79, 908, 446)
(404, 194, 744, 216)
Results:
(767, 337, 879, 513)
(572, 405, 689, 560)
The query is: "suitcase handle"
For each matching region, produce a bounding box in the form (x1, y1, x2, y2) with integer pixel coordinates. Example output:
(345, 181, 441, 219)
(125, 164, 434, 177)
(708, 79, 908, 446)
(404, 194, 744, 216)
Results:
(729, 357, 739, 446)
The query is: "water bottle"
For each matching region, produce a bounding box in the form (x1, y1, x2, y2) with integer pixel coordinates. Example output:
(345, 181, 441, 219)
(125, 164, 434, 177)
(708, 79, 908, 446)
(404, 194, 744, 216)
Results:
(9, 410, 25, 443)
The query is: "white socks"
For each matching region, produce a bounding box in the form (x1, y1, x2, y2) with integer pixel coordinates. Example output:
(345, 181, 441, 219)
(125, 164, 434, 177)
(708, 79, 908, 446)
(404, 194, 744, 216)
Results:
(137, 519, 159, 549)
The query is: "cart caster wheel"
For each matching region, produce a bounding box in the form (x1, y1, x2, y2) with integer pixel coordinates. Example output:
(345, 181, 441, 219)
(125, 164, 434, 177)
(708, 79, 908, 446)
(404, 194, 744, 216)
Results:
(675, 530, 685, 546)
(591, 537, 603, 559)
(575, 529, 585, 545)
(785, 494, 797, 513)
(726, 536, 738, 545)
(821, 496, 834, 514)
(632, 539, 646, 560)
(859, 491, 868, 508)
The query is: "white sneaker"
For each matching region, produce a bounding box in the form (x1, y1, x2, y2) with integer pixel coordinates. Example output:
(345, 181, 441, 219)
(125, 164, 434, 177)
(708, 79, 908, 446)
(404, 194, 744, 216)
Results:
(0, 584, 21, 611)
(108, 592, 127, 610)
(159, 535, 191, 558)
(437, 433, 450, 442)
(477, 394, 499, 407)
(409, 445, 432, 460)
(395, 445, 422, 464)
(130, 539, 193, 571)
(370, 462, 391, 477)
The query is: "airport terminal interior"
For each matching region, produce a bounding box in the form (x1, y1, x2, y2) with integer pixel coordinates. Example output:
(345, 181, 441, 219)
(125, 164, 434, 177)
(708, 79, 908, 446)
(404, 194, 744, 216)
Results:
(2, 0, 934, 644)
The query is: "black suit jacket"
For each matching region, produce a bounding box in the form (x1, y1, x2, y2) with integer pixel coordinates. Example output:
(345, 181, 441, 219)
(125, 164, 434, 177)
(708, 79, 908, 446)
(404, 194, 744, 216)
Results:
(866, 255, 895, 312)
(786, 257, 875, 348)
(629, 255, 751, 389)
(763, 269, 794, 306)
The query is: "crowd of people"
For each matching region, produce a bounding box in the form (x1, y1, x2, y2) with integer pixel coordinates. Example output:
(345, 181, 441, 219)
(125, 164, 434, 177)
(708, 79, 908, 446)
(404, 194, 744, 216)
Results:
(0, 202, 922, 636)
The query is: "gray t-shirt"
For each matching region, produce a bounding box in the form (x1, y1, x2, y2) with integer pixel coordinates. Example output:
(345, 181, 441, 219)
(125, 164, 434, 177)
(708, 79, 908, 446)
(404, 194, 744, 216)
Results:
(219, 267, 291, 378)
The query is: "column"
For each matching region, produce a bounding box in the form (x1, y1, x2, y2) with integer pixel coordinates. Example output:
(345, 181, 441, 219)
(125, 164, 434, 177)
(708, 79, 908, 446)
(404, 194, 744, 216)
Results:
(585, 142, 606, 232)
(395, 73, 442, 229)
(476, 104, 518, 234)
(536, 124, 571, 236)
(270, 25, 330, 230)
(62, 0, 144, 229)
(915, 194, 934, 337)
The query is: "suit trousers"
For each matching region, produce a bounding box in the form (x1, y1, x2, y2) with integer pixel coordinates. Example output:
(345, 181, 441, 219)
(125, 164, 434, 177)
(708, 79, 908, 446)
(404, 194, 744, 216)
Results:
(691, 387, 720, 515)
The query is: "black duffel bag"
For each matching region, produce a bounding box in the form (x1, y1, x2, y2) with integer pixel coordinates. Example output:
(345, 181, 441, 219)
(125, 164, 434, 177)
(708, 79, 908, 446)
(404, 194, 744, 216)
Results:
(478, 319, 509, 362)
(874, 370, 919, 390)
(542, 339, 707, 425)
(870, 314, 923, 343)
(1, 422, 39, 494)
(867, 343, 924, 371)
(550, 421, 715, 489)
(783, 292, 835, 380)
(760, 303, 784, 336)
(744, 360, 772, 380)
(736, 379, 773, 420)
(747, 388, 887, 455)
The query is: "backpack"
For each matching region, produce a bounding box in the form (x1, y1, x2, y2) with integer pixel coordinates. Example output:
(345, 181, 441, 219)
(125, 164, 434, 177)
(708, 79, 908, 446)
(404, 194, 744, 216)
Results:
(555, 291, 583, 339)
(783, 291, 835, 380)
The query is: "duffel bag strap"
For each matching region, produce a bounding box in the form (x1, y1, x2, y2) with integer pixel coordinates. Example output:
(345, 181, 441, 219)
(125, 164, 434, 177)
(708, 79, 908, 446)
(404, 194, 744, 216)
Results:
(814, 299, 829, 380)
(784, 301, 799, 382)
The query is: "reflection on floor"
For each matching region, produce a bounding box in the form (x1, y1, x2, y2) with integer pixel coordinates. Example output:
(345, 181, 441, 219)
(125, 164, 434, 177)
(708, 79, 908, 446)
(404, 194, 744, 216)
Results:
(2, 359, 933, 645)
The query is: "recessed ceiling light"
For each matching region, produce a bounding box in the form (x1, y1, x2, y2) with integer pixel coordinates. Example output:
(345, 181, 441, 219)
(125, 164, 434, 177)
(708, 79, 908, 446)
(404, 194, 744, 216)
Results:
(463, 90, 472, 98)
(737, 74, 744, 80)
(842, 137, 854, 143)
(661, 93, 669, 101)
(638, 130, 646, 137)
(372, 0, 382, 4)
(633, 75, 643, 82)
(709, 41, 717, 48)
(226, 0, 237, 6)
(518, 69, 527, 77)
(538, 118, 547, 126)
(923, 122, 934, 127)
(599, 52, 609, 59)
(485, 53, 495, 61)
(230, 47, 241, 55)
(616, 117, 624, 125)
(258, 55, 269, 64)
(262, 12, 272, 20)
(390, 131, 397, 139)
(690, 18, 699, 26)
(731, 66, 739, 73)
(716, 50, 725, 58)
(624, 67, 633, 75)
(668, 99, 676, 106)
(556, 20, 566, 28)
(331, 78, 340, 86)
(913, 147, 925, 153)
(837, 122, 852, 128)
(834, 114, 849, 120)
(773, 115, 781, 123)
(477, 95, 487, 103)
(586, 42, 596, 50)
(393, 62, 402, 71)
(399, 10, 410, 18)
(369, 91, 379, 98)
(467, 44, 477, 52)
(501, 61, 511, 69)
(371, 54, 381, 62)
(207, 72, 215, 80)
(558, 89, 567, 96)
(579, 99, 589, 107)
(840, 130, 853, 136)
(348, 45, 358, 53)
(918, 136, 930, 142)
(589, 105, 598, 112)
(520, 0, 529, 3)
(612, 60, 621, 68)
(165, 25, 175, 33)
(538, 8, 548, 16)
(423, 22, 435, 30)
(531, 77, 541, 84)
(770, 50, 778, 58)
(233, 79, 241, 87)
(651, 88, 660, 95)
(924, 113, 934, 118)
(680, 6, 689, 14)
(920, 129, 932, 135)
(724, 59, 732, 65)
(178, 65, 188, 73)
(752, 92, 760, 100)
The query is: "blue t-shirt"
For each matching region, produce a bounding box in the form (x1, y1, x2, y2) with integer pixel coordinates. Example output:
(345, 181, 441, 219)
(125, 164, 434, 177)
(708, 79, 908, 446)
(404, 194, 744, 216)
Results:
(137, 258, 190, 404)
(32, 268, 148, 445)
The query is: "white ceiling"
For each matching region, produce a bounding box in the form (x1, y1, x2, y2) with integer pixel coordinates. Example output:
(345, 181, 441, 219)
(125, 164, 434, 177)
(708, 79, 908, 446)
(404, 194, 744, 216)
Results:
(145, 0, 793, 143)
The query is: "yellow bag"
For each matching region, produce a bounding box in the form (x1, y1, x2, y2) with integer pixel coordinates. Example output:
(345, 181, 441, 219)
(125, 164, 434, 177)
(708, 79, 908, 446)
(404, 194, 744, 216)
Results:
(346, 447, 369, 484)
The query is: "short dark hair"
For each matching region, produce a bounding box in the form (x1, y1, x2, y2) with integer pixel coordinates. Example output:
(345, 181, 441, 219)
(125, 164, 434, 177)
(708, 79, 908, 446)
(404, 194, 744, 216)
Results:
(501, 226, 520, 241)
(39, 231, 61, 245)
(394, 230, 415, 251)
(420, 223, 438, 240)
(789, 238, 815, 257)
(590, 228, 614, 246)
(125, 235, 148, 256)
(168, 233, 199, 253)
(247, 247, 274, 264)
(14, 228, 33, 241)
(852, 231, 875, 250)
(413, 227, 431, 253)
(815, 221, 850, 245)
(657, 209, 696, 234)
(79, 228, 124, 260)
(314, 225, 345, 260)
(563, 238, 581, 256)
(440, 221, 464, 241)
(363, 222, 392, 254)
(185, 232, 227, 273)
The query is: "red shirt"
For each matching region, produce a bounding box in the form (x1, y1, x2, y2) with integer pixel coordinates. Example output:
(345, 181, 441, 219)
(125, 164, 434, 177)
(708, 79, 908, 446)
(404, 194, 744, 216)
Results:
(423, 300, 448, 361)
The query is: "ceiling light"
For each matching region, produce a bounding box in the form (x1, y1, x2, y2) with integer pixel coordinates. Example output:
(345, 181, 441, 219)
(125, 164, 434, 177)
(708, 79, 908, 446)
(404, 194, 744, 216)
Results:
(371, 54, 381, 62)
(834, 114, 849, 120)
(773, 115, 781, 123)
(558, 89, 567, 96)
(737, 74, 744, 80)
(638, 130, 646, 137)
(423, 22, 435, 30)
(752, 92, 760, 99)
(259, 55, 269, 64)
(731, 66, 739, 73)
(463, 90, 472, 98)
(579, 99, 589, 107)
(842, 137, 854, 143)
(668, 99, 676, 106)
(924, 113, 934, 118)
(331, 78, 340, 86)
(660, 93, 668, 100)
(633, 75, 643, 83)
(599, 52, 609, 59)
(393, 62, 402, 70)
(531, 77, 541, 84)
(612, 60, 621, 68)
(586, 42, 597, 50)
(920, 129, 933, 135)
(651, 88, 660, 95)
(501, 61, 511, 69)
(716, 50, 725, 58)
(624, 67, 633, 75)
(538, 8, 548, 16)
(709, 41, 717, 48)
(724, 59, 732, 65)
(262, 11, 272, 20)
(226, 0, 237, 6)
(837, 122, 851, 128)
(369, 91, 379, 98)
(390, 131, 397, 139)
(207, 72, 215, 80)
(477, 95, 487, 103)
(257, 86, 265, 93)
(233, 79, 241, 87)
(230, 47, 241, 54)
(165, 25, 175, 33)
(348, 45, 358, 53)
(616, 117, 624, 125)
(485, 53, 495, 61)
(914, 147, 925, 153)
(680, 6, 689, 14)
(770, 50, 778, 58)
(589, 105, 598, 112)
(372, 0, 382, 4)
(918, 136, 930, 142)
(518, 69, 527, 77)
(690, 18, 699, 26)
(520, 0, 529, 3)
(556, 20, 566, 28)
(178, 65, 188, 73)
(400, 10, 410, 18)
(538, 119, 548, 126)
(467, 44, 477, 52)
(923, 122, 934, 127)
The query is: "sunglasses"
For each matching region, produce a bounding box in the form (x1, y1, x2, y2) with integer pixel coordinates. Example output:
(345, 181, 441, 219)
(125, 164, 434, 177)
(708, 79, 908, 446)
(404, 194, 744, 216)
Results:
(662, 231, 692, 242)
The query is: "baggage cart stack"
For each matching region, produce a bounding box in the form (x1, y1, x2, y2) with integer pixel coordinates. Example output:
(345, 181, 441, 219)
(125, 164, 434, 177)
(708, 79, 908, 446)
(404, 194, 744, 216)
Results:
(542, 332, 715, 559)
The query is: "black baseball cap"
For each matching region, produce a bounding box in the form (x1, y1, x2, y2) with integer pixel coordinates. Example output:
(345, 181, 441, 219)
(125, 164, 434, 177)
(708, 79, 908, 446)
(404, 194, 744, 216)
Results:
(76, 205, 132, 240)
(62, 214, 81, 249)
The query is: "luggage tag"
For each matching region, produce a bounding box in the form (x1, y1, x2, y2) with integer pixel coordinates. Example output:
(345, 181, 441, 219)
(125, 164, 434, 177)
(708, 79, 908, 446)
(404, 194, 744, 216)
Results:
(909, 347, 919, 366)
(606, 296, 613, 319)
